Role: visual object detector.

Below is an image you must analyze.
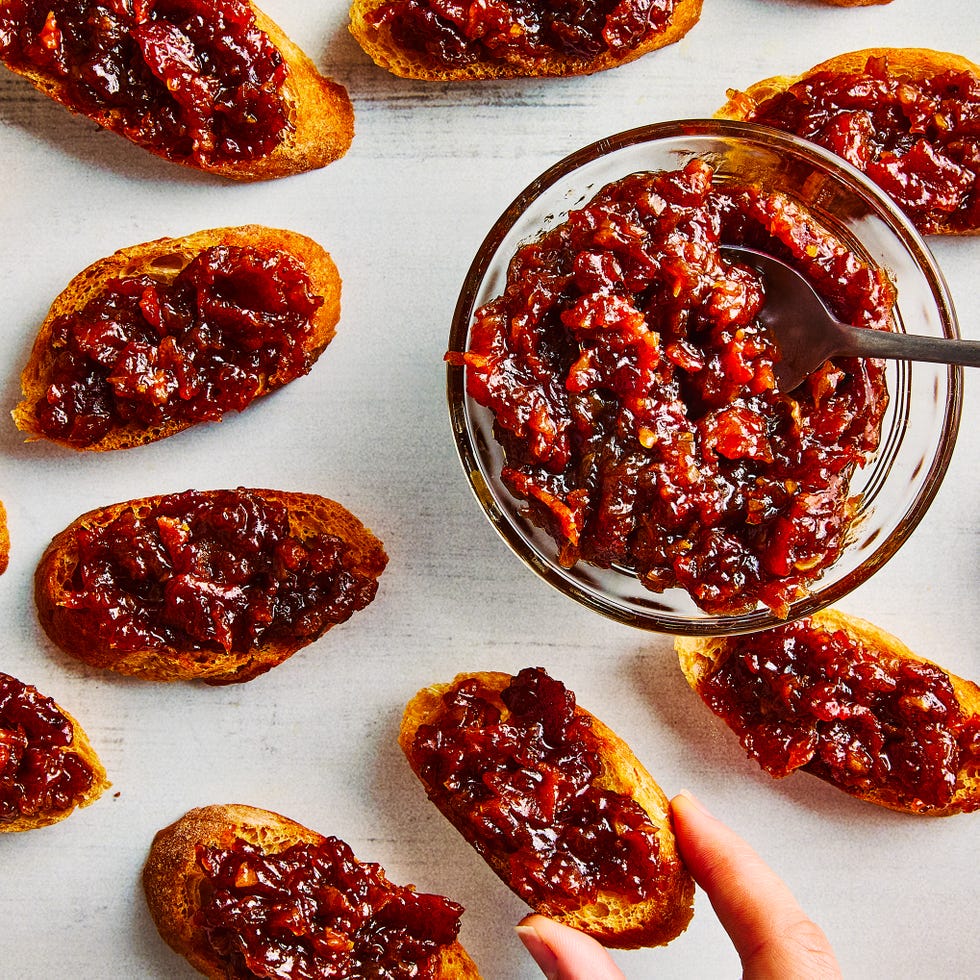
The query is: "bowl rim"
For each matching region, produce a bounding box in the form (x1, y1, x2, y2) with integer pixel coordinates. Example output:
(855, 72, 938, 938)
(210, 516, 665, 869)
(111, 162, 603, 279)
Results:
(447, 118, 963, 635)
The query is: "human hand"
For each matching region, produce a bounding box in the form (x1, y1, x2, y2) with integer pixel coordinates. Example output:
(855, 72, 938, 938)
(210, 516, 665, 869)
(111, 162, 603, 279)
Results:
(515, 790, 841, 979)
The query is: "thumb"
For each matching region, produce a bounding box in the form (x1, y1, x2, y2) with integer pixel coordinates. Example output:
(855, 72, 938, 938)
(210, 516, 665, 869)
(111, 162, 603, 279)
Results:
(516, 914, 626, 980)
(670, 791, 841, 980)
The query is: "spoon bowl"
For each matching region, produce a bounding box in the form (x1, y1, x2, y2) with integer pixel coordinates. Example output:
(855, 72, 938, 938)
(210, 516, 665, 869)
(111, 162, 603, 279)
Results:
(724, 246, 980, 392)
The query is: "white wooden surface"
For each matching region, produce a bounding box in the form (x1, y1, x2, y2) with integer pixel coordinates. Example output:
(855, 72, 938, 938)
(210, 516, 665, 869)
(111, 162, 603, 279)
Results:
(0, 2, 977, 977)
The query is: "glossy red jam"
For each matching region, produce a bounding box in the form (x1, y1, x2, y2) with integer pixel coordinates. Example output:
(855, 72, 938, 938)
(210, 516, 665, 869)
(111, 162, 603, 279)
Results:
(34, 245, 322, 448)
(699, 619, 980, 811)
(371, 0, 680, 67)
(452, 159, 892, 616)
(63, 489, 382, 657)
(412, 667, 672, 908)
(0, 672, 95, 823)
(0, 0, 290, 166)
(196, 835, 463, 979)
(738, 54, 980, 233)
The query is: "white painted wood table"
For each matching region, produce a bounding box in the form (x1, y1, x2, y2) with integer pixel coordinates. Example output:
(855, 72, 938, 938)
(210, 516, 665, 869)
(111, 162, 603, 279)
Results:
(0, 2, 977, 977)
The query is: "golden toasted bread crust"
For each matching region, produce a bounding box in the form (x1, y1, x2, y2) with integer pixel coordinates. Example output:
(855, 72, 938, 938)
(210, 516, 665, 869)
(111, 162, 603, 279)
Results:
(717, 48, 980, 121)
(0, 499, 8, 576)
(143, 804, 481, 979)
(675, 609, 980, 815)
(348, 0, 703, 80)
(0, 2, 353, 179)
(715, 47, 980, 235)
(13, 225, 341, 452)
(1, 686, 109, 832)
(400, 670, 695, 948)
(35, 489, 388, 685)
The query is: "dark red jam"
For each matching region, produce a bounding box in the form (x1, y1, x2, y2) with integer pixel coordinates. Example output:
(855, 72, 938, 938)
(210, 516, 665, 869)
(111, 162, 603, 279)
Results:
(0, 0, 290, 166)
(34, 245, 323, 448)
(700, 619, 980, 812)
(0, 672, 95, 823)
(412, 667, 673, 908)
(371, 0, 680, 68)
(739, 54, 980, 234)
(195, 835, 463, 980)
(63, 489, 383, 658)
(451, 159, 893, 616)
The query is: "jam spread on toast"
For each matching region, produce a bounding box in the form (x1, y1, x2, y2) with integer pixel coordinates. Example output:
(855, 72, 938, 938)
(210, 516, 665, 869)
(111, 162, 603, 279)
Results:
(196, 835, 463, 979)
(700, 619, 980, 811)
(371, 0, 681, 68)
(33, 245, 322, 447)
(0, 0, 291, 166)
(411, 668, 672, 907)
(738, 54, 980, 233)
(0, 672, 96, 823)
(62, 489, 381, 659)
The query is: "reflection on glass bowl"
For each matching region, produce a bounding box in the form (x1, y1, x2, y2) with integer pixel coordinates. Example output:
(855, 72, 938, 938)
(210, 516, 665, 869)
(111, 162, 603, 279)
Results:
(447, 119, 961, 637)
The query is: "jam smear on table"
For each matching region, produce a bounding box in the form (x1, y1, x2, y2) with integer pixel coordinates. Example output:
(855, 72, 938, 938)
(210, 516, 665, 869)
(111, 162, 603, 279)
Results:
(0, 672, 95, 823)
(63, 489, 382, 657)
(736, 54, 980, 233)
(698, 619, 980, 812)
(370, 0, 681, 68)
(196, 835, 463, 979)
(411, 667, 674, 908)
(33, 245, 323, 448)
(450, 159, 893, 616)
(0, 0, 291, 166)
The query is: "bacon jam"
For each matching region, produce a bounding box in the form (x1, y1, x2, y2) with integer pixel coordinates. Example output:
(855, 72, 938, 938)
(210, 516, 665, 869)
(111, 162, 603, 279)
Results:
(451, 159, 893, 616)
(31, 245, 323, 449)
(56, 489, 384, 666)
(369, 0, 682, 69)
(733, 54, 980, 234)
(410, 667, 676, 909)
(696, 618, 980, 813)
(0, 672, 98, 825)
(0, 0, 291, 167)
(195, 835, 464, 979)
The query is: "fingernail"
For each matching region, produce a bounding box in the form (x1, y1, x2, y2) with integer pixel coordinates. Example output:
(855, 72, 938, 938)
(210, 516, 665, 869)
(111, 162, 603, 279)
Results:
(516, 922, 559, 980)
(677, 788, 714, 817)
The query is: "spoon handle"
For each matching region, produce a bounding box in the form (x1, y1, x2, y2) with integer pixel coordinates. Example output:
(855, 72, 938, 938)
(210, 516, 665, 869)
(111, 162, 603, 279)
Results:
(839, 326, 980, 369)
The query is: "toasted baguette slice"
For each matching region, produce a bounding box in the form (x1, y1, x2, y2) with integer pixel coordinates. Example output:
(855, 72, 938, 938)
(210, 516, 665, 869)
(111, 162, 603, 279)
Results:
(349, 0, 703, 81)
(35, 488, 388, 685)
(0, 672, 109, 831)
(143, 804, 481, 979)
(13, 225, 340, 452)
(716, 48, 980, 234)
(676, 609, 980, 815)
(400, 668, 694, 948)
(0, 2, 353, 179)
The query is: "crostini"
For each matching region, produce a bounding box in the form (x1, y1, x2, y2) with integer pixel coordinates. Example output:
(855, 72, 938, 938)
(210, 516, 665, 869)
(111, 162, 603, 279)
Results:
(14, 225, 340, 452)
(675, 609, 980, 815)
(400, 667, 695, 948)
(0, 671, 109, 831)
(143, 804, 481, 979)
(349, 0, 703, 80)
(35, 488, 388, 685)
(0, 0, 353, 179)
(716, 48, 980, 234)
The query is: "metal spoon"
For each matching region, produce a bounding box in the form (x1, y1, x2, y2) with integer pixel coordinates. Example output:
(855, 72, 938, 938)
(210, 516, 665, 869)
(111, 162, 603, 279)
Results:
(723, 245, 980, 392)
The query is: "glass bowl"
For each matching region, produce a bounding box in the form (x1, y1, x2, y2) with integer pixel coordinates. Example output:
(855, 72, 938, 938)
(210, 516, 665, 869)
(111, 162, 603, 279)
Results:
(447, 119, 962, 636)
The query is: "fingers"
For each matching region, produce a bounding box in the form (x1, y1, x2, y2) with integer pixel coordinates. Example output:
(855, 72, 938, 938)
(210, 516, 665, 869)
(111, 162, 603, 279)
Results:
(670, 791, 841, 980)
(516, 914, 626, 980)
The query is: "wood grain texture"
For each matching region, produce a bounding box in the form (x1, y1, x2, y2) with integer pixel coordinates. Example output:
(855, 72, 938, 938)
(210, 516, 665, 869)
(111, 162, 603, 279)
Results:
(0, 1, 977, 977)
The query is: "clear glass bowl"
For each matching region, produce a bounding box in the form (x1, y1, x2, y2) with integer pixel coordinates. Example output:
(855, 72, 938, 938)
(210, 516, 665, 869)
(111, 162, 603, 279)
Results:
(447, 119, 962, 636)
